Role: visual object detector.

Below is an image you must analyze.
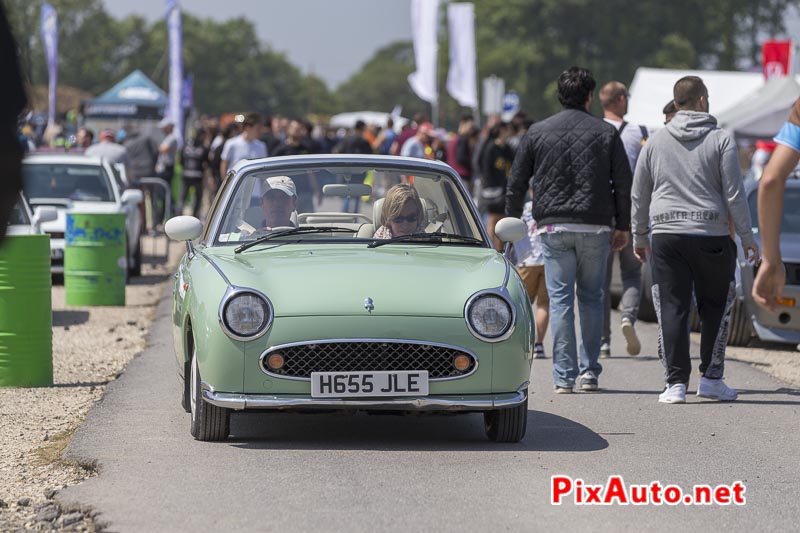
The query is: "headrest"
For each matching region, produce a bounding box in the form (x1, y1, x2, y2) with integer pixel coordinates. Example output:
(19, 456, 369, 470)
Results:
(373, 197, 385, 227)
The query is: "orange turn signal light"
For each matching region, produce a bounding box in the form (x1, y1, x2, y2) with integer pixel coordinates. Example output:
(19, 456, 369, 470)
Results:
(453, 355, 471, 372)
(778, 297, 796, 307)
(267, 353, 285, 370)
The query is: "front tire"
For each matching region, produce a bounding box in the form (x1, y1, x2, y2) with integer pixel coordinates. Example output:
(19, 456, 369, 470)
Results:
(726, 298, 753, 346)
(484, 394, 528, 442)
(190, 352, 230, 441)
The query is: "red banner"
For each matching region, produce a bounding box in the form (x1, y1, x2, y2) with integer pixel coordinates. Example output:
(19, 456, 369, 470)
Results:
(762, 40, 792, 79)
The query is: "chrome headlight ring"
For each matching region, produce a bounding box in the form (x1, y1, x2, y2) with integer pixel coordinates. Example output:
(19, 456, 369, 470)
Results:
(464, 288, 516, 342)
(218, 286, 274, 341)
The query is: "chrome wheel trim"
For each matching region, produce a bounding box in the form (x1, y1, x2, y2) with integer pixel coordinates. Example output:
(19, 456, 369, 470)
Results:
(190, 352, 197, 422)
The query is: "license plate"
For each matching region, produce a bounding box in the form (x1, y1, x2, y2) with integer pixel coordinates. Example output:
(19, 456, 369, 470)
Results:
(311, 371, 429, 398)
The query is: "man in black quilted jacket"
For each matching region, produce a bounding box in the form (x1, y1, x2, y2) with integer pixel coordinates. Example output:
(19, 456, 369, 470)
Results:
(506, 66, 632, 394)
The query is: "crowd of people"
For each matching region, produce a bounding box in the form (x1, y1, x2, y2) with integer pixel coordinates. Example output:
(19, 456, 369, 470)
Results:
(11, 58, 799, 405)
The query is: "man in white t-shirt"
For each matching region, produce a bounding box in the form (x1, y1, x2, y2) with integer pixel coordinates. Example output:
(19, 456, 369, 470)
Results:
(599, 81, 648, 358)
(220, 112, 267, 177)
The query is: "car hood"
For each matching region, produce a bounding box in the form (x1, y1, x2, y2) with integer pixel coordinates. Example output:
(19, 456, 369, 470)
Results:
(203, 245, 508, 317)
(36, 201, 122, 233)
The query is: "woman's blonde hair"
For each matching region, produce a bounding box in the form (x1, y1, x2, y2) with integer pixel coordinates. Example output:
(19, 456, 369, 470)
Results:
(382, 184, 424, 225)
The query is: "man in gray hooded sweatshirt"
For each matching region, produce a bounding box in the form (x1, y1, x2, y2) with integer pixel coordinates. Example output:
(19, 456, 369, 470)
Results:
(631, 76, 759, 404)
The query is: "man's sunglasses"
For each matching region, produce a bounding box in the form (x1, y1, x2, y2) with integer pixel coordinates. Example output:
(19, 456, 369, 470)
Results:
(392, 214, 419, 224)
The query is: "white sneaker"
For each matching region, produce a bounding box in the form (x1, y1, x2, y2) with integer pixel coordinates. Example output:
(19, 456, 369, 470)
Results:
(621, 319, 641, 356)
(697, 377, 738, 401)
(658, 383, 686, 404)
(599, 342, 611, 359)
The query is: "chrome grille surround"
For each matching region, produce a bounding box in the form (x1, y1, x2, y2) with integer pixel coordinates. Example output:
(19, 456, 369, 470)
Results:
(260, 339, 479, 382)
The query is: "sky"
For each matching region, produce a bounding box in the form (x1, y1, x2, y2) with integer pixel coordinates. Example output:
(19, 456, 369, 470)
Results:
(102, 0, 413, 88)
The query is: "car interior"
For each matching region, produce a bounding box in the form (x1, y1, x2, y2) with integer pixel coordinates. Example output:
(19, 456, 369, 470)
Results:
(215, 169, 482, 244)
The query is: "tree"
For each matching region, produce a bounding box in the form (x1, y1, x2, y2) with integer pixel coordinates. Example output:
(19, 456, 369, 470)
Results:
(335, 41, 429, 117)
(2, 1, 338, 118)
(472, 0, 794, 119)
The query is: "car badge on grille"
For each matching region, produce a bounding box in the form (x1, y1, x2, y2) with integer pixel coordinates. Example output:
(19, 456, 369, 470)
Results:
(364, 297, 374, 313)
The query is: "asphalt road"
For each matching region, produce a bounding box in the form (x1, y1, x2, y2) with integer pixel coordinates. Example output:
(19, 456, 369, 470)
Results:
(61, 286, 800, 532)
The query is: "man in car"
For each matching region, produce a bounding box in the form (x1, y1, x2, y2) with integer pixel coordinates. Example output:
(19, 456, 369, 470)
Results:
(258, 176, 297, 230)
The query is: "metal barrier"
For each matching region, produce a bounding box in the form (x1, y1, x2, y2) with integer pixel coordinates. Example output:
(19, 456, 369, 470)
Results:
(138, 177, 172, 266)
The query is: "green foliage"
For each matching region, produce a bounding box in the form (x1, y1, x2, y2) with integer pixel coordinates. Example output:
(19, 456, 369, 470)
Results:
(2, 0, 337, 118)
(3, 0, 795, 124)
(333, 0, 797, 124)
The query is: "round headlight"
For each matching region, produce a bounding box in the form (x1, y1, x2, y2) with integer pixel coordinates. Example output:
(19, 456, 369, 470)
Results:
(467, 294, 513, 339)
(223, 292, 270, 338)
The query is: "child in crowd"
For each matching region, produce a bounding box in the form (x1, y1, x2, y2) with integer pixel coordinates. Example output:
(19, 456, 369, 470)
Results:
(514, 192, 549, 358)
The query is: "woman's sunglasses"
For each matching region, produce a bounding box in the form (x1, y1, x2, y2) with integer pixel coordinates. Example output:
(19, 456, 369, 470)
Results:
(391, 214, 419, 224)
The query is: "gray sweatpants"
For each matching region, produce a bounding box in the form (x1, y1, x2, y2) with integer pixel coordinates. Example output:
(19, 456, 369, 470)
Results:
(602, 238, 642, 344)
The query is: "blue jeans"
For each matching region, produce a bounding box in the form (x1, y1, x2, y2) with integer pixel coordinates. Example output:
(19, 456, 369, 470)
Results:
(541, 231, 610, 387)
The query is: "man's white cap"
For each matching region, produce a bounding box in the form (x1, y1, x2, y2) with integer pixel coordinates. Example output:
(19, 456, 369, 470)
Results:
(158, 117, 175, 128)
(264, 175, 296, 197)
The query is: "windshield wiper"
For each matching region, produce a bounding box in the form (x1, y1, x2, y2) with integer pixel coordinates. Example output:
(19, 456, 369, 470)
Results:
(234, 226, 354, 253)
(367, 231, 484, 249)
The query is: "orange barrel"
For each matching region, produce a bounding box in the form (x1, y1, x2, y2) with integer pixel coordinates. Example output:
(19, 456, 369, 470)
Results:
(65, 213, 127, 306)
(0, 234, 53, 387)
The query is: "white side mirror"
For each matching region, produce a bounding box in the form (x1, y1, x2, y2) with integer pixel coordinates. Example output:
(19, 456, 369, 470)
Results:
(32, 206, 58, 226)
(121, 189, 144, 205)
(494, 217, 527, 244)
(165, 216, 203, 241)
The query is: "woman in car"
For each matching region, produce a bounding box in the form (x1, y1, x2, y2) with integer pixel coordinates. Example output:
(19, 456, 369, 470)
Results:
(374, 183, 426, 238)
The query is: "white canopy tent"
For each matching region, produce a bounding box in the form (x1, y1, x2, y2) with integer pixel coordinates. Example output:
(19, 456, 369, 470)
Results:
(626, 67, 765, 132)
(329, 111, 408, 132)
(716, 76, 800, 138)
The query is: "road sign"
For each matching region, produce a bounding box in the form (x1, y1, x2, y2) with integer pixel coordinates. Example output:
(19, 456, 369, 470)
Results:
(482, 76, 505, 116)
(501, 91, 520, 121)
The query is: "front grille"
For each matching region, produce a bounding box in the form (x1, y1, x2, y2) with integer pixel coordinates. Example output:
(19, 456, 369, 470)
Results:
(262, 340, 477, 380)
(48, 232, 65, 239)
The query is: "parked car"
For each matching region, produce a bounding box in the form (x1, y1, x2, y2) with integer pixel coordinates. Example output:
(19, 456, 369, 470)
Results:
(21, 154, 144, 276)
(728, 178, 800, 345)
(6, 192, 57, 236)
(625, 178, 800, 346)
(166, 155, 534, 442)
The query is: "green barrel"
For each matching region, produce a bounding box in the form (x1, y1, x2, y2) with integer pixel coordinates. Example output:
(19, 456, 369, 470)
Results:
(0, 234, 53, 387)
(65, 213, 127, 306)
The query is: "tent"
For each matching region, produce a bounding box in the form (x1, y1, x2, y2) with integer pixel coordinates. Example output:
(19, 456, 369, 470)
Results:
(716, 76, 800, 138)
(82, 70, 168, 120)
(329, 111, 408, 132)
(626, 67, 765, 132)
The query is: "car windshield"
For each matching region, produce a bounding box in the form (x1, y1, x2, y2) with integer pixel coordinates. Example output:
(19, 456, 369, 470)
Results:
(213, 165, 486, 246)
(22, 163, 115, 202)
(749, 187, 800, 234)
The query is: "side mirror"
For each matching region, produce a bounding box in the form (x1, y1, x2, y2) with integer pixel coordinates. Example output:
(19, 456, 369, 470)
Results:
(121, 188, 144, 205)
(32, 206, 58, 226)
(494, 217, 527, 244)
(165, 216, 203, 241)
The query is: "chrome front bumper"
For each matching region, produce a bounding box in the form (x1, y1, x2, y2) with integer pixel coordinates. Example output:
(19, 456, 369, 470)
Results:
(202, 388, 528, 412)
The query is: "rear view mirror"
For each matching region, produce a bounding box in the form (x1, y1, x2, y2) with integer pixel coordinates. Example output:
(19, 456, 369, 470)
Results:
(322, 183, 372, 198)
(32, 206, 58, 231)
(121, 189, 144, 205)
(494, 217, 527, 243)
(165, 216, 203, 241)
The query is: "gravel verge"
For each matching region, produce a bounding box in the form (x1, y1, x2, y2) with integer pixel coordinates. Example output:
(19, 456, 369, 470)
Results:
(0, 236, 181, 532)
(2, 233, 799, 530)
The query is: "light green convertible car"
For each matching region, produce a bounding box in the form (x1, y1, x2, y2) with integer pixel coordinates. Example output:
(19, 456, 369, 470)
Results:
(166, 155, 533, 442)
